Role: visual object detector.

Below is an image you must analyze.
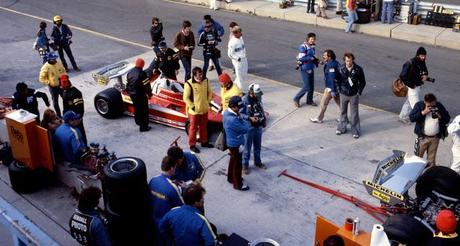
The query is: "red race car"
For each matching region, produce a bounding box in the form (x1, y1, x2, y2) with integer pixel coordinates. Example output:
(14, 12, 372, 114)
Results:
(92, 62, 222, 132)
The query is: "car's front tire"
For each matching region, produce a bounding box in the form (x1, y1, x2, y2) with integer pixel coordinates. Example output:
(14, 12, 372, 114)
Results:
(94, 88, 123, 119)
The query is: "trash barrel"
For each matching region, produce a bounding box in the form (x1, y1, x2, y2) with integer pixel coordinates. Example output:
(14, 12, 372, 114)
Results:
(356, 8, 371, 24)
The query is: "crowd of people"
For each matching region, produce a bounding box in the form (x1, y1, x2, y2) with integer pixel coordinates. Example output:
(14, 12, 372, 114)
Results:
(9, 9, 459, 246)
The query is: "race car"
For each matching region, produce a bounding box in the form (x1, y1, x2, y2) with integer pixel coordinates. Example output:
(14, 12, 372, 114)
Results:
(363, 150, 460, 245)
(92, 61, 222, 132)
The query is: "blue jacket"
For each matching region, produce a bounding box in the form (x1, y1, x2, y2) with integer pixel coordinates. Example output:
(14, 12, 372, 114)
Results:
(197, 19, 224, 37)
(159, 205, 216, 246)
(223, 109, 249, 148)
(297, 43, 316, 71)
(35, 29, 49, 49)
(54, 123, 86, 163)
(174, 152, 205, 183)
(51, 24, 72, 46)
(240, 95, 266, 128)
(70, 209, 112, 246)
(409, 101, 450, 139)
(323, 60, 340, 94)
(149, 174, 184, 224)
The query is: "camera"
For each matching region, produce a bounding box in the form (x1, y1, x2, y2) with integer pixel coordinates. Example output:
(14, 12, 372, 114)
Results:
(295, 60, 302, 70)
(426, 77, 435, 83)
(430, 107, 439, 119)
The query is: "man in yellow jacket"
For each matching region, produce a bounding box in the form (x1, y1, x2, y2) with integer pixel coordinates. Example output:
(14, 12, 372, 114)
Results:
(183, 67, 214, 153)
(39, 52, 66, 117)
(219, 72, 242, 112)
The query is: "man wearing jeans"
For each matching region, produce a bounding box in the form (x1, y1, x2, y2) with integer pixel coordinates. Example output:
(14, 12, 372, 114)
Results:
(39, 52, 66, 117)
(336, 53, 366, 139)
(399, 47, 430, 124)
(241, 83, 266, 175)
(345, 0, 358, 33)
(381, 0, 394, 24)
(198, 20, 222, 79)
(293, 33, 318, 107)
(174, 20, 195, 82)
(410, 93, 450, 168)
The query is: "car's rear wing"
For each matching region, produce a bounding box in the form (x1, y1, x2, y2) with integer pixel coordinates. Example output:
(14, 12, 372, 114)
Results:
(363, 150, 427, 205)
(92, 61, 134, 85)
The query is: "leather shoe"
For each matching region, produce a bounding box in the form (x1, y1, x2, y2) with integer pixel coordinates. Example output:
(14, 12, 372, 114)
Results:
(201, 142, 214, 148)
(190, 145, 200, 153)
(236, 185, 250, 191)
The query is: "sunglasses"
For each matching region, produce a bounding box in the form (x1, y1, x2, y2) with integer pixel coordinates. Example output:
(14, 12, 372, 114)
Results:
(205, 25, 212, 28)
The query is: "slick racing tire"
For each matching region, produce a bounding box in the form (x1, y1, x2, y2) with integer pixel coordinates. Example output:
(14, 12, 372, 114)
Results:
(8, 160, 39, 194)
(94, 88, 123, 119)
(102, 157, 149, 215)
(415, 166, 460, 200)
(383, 214, 432, 246)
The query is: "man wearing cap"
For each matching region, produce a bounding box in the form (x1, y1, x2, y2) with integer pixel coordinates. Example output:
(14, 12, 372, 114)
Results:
(51, 15, 80, 72)
(174, 20, 195, 82)
(227, 26, 247, 91)
(183, 67, 214, 153)
(12, 82, 50, 121)
(427, 209, 460, 245)
(148, 41, 180, 80)
(127, 58, 152, 132)
(219, 73, 242, 113)
(39, 52, 66, 117)
(60, 74, 86, 143)
(241, 83, 266, 175)
(399, 47, 434, 124)
(55, 110, 87, 164)
(224, 96, 250, 191)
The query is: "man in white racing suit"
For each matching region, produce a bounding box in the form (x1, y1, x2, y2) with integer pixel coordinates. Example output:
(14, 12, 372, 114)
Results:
(227, 26, 247, 91)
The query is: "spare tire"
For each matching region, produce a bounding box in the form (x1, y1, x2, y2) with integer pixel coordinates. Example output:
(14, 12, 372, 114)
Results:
(8, 160, 39, 193)
(94, 88, 123, 119)
(383, 214, 432, 246)
(415, 166, 460, 199)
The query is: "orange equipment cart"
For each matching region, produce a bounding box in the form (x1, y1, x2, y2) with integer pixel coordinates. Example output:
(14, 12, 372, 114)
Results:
(314, 215, 371, 246)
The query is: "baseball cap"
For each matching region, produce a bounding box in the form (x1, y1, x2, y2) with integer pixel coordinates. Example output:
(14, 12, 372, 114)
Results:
(47, 52, 59, 61)
(228, 96, 243, 108)
(436, 209, 457, 234)
(63, 110, 81, 122)
(159, 41, 167, 49)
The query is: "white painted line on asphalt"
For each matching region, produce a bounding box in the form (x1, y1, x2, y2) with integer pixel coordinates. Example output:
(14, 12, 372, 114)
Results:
(0, 4, 395, 115)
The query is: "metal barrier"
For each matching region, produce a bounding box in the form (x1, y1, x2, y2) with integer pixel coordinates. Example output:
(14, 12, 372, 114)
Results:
(273, 0, 460, 18)
(0, 197, 60, 246)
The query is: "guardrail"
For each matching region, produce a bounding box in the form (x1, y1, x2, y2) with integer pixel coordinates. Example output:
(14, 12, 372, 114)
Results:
(272, 0, 460, 18)
(0, 197, 60, 246)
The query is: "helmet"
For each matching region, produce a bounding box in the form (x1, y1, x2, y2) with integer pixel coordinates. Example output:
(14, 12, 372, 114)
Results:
(249, 83, 263, 97)
(53, 15, 62, 22)
(436, 209, 457, 234)
(218, 73, 232, 87)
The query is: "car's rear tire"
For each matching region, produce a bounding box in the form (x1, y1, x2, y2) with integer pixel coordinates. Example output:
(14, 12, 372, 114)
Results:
(94, 88, 123, 119)
(415, 166, 460, 199)
(383, 214, 432, 246)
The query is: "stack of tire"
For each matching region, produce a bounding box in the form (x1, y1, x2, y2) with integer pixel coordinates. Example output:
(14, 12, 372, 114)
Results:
(102, 157, 155, 246)
(383, 166, 460, 246)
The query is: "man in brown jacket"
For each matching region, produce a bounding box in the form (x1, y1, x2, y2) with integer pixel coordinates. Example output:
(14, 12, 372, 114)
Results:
(174, 20, 195, 82)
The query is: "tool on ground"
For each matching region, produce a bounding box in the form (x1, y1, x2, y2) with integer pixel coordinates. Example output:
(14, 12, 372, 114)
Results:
(278, 169, 391, 223)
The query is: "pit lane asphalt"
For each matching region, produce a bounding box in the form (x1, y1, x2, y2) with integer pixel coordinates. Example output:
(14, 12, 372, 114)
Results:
(0, 0, 459, 116)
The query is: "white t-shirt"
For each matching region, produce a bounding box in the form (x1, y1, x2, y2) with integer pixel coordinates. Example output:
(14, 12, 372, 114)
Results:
(227, 36, 246, 61)
(424, 112, 440, 137)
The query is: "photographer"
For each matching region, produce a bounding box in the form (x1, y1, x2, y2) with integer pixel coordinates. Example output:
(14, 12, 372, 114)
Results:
(241, 83, 266, 175)
(293, 33, 318, 107)
(410, 93, 450, 168)
(399, 47, 434, 124)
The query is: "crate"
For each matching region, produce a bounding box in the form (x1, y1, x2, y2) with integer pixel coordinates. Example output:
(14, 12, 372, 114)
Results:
(425, 11, 455, 28)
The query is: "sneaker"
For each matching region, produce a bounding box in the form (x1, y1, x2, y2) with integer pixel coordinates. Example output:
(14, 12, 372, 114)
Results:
(255, 163, 267, 169)
(209, 65, 215, 71)
(310, 117, 323, 123)
(243, 167, 249, 175)
(201, 142, 214, 148)
(353, 134, 360, 139)
(237, 184, 250, 191)
(73, 67, 81, 72)
(190, 145, 200, 153)
(294, 101, 300, 108)
(336, 130, 343, 135)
